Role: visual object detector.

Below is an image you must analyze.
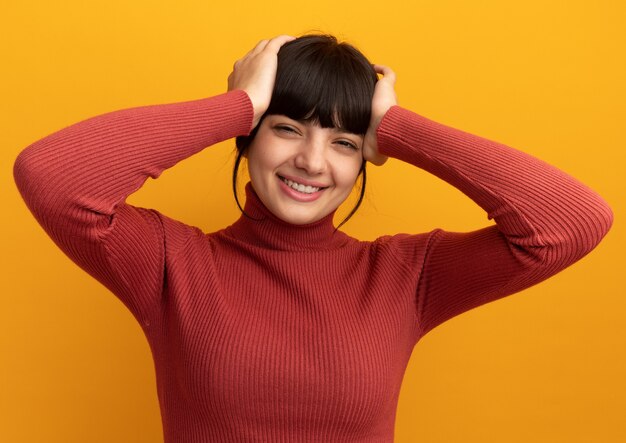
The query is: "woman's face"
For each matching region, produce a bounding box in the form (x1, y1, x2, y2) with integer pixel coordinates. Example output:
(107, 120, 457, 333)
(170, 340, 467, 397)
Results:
(246, 114, 364, 225)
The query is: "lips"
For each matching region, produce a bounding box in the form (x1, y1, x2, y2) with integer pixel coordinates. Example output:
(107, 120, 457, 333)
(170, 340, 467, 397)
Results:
(276, 174, 328, 202)
(277, 174, 330, 194)
(280, 177, 321, 194)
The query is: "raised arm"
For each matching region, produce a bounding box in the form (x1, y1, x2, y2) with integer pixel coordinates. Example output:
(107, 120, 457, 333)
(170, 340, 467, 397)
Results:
(367, 67, 613, 337)
(13, 35, 295, 326)
(13, 91, 254, 324)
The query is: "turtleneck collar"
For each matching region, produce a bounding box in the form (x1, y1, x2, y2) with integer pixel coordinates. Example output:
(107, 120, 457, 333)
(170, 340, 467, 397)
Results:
(224, 182, 352, 251)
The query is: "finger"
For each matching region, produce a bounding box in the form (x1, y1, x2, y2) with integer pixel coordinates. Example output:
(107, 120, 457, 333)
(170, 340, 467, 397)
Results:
(373, 64, 396, 82)
(232, 40, 268, 68)
(372, 64, 391, 74)
(251, 39, 270, 54)
(265, 34, 296, 53)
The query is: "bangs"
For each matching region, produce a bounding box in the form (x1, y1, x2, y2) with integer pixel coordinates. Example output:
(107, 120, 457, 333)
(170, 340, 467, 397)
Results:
(265, 36, 377, 135)
(232, 34, 374, 228)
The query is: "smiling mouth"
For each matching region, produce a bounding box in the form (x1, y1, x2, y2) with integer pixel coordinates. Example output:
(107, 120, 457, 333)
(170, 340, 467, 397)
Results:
(278, 175, 328, 194)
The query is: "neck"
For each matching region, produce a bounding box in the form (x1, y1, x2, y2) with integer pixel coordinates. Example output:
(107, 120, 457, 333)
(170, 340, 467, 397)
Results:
(225, 183, 351, 251)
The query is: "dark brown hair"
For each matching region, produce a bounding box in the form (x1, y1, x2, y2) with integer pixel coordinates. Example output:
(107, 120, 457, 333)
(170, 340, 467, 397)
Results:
(233, 34, 378, 228)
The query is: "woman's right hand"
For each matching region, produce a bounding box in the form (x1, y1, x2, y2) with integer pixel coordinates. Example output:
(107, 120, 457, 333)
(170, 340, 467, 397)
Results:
(227, 35, 296, 129)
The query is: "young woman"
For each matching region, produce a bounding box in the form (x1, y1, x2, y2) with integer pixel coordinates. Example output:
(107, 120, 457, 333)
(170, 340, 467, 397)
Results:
(14, 34, 613, 442)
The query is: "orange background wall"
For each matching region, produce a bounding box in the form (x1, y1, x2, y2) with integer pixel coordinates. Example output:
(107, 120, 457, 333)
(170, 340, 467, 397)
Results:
(2, 1, 624, 442)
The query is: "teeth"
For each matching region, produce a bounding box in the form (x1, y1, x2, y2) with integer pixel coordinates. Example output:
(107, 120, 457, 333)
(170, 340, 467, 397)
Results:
(281, 177, 322, 194)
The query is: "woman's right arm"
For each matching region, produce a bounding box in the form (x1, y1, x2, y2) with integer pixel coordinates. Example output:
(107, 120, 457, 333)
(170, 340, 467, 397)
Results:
(13, 91, 253, 325)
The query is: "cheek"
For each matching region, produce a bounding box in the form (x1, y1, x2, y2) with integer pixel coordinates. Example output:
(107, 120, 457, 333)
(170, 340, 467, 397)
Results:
(333, 156, 363, 187)
(247, 138, 283, 177)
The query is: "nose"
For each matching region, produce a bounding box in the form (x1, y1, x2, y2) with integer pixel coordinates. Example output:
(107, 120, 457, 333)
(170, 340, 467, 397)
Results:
(294, 137, 327, 175)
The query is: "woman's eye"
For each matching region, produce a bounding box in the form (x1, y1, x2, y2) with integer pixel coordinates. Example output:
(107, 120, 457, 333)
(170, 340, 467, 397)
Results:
(275, 125, 298, 134)
(336, 140, 358, 150)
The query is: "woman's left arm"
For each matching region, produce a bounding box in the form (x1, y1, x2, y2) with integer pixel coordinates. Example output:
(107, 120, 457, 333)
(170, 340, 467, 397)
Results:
(367, 68, 614, 337)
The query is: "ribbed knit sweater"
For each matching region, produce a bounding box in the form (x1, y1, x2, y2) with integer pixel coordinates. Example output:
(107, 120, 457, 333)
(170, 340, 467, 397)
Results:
(13, 90, 613, 442)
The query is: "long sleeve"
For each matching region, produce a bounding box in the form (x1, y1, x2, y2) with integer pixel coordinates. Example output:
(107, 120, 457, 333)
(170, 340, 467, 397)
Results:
(376, 105, 614, 337)
(13, 90, 254, 325)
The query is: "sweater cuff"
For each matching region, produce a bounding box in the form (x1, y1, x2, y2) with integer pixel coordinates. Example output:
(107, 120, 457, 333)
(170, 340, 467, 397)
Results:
(376, 105, 436, 164)
(210, 89, 255, 138)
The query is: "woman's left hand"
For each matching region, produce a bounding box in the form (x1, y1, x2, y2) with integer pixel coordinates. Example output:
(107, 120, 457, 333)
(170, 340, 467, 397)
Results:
(363, 64, 397, 166)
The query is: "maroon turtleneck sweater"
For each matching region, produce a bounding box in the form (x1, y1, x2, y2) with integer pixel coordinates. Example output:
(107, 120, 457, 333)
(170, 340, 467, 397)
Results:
(13, 90, 613, 442)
